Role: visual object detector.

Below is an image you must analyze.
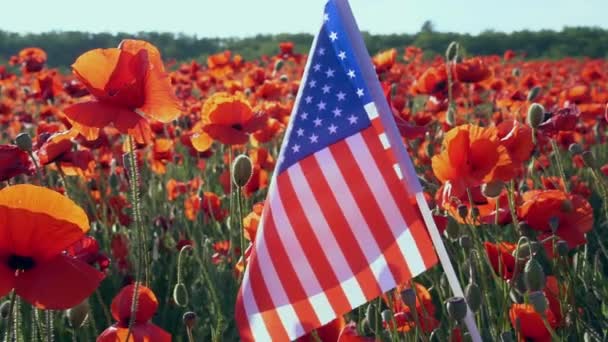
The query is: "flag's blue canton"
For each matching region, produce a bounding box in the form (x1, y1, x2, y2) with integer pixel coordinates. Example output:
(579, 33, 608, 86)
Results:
(276, 1, 373, 174)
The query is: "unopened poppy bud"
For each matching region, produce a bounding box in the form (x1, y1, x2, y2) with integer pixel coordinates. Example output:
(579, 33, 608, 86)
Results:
(459, 235, 472, 249)
(470, 207, 480, 218)
(231, 154, 253, 188)
(381, 309, 393, 323)
(425, 140, 434, 158)
(482, 181, 504, 198)
(517, 222, 533, 238)
(173, 283, 189, 307)
(582, 151, 598, 169)
(429, 329, 443, 342)
(500, 331, 515, 342)
(0, 301, 10, 319)
(524, 258, 545, 291)
(400, 288, 417, 309)
(527, 103, 545, 129)
(365, 303, 378, 331)
(15, 132, 33, 152)
(183, 311, 197, 329)
(446, 106, 456, 126)
(66, 299, 90, 328)
(446, 216, 460, 240)
(274, 60, 284, 73)
(528, 291, 547, 314)
(279, 74, 289, 83)
(568, 143, 583, 155)
(548, 216, 560, 234)
(457, 204, 468, 219)
(445, 41, 459, 61)
(513, 241, 537, 261)
(465, 283, 482, 312)
(446, 297, 467, 322)
(511, 68, 520, 77)
(556, 240, 569, 257)
(527, 86, 541, 102)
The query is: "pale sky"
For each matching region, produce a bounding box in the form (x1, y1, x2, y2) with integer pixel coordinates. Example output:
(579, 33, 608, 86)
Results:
(1, 0, 606, 36)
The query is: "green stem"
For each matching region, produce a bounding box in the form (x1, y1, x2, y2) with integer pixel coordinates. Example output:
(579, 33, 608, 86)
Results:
(27, 151, 44, 186)
(550, 139, 569, 192)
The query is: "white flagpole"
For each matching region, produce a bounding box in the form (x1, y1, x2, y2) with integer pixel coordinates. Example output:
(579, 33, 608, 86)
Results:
(333, 0, 482, 340)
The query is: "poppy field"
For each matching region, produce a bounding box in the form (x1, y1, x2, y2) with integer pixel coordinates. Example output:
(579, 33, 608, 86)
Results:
(0, 40, 607, 342)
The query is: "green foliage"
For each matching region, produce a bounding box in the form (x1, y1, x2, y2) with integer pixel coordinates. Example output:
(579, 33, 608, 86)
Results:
(1, 26, 608, 68)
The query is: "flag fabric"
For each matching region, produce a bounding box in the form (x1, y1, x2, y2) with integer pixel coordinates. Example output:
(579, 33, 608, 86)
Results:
(235, 0, 438, 340)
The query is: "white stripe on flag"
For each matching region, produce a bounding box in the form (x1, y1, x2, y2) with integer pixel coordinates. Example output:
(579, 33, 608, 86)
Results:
(287, 163, 366, 309)
(314, 148, 395, 290)
(241, 278, 272, 341)
(364, 102, 379, 119)
(345, 133, 427, 276)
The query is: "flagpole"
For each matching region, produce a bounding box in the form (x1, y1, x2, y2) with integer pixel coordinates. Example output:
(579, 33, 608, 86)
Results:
(332, 0, 482, 340)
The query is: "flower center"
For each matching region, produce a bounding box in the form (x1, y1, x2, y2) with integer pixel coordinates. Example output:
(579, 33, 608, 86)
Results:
(7, 255, 36, 271)
(231, 123, 243, 130)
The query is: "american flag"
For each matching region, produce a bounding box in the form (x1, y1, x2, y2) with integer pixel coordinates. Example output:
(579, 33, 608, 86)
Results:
(236, 0, 438, 340)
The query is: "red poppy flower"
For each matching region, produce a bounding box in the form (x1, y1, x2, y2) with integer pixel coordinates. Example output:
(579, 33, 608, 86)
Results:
(199, 92, 267, 145)
(384, 282, 438, 333)
(373, 49, 397, 74)
(297, 316, 346, 342)
(0, 185, 104, 309)
(519, 190, 593, 249)
(454, 57, 491, 83)
(0, 144, 34, 182)
(97, 284, 171, 342)
(484, 241, 516, 280)
(537, 105, 579, 136)
(12, 47, 47, 73)
(509, 304, 557, 342)
(64, 39, 181, 144)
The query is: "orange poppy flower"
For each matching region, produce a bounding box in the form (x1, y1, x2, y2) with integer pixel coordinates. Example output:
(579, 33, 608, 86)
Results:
(518, 190, 593, 249)
(413, 65, 448, 96)
(509, 304, 557, 342)
(12, 47, 47, 73)
(373, 48, 397, 74)
(454, 57, 492, 83)
(496, 120, 534, 164)
(0, 184, 104, 309)
(64, 39, 181, 144)
(431, 124, 514, 197)
(0, 144, 34, 182)
(200, 92, 267, 145)
(97, 284, 171, 342)
(484, 241, 517, 280)
(385, 282, 438, 333)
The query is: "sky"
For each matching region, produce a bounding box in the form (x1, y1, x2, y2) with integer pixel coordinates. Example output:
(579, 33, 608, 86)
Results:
(1, 0, 606, 37)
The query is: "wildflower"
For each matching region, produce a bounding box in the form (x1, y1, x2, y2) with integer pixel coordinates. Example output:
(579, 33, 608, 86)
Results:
(0, 144, 34, 181)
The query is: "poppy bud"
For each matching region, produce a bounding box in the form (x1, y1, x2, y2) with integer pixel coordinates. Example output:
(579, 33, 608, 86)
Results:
(66, 299, 90, 328)
(470, 207, 480, 218)
(231, 154, 253, 188)
(445, 41, 459, 61)
(445, 297, 467, 322)
(582, 151, 598, 169)
(457, 204, 468, 219)
(511, 68, 520, 77)
(446, 106, 456, 126)
(482, 181, 503, 198)
(183, 311, 197, 329)
(425, 140, 434, 158)
(429, 329, 443, 342)
(365, 303, 378, 332)
(524, 258, 545, 291)
(400, 288, 417, 309)
(528, 291, 548, 314)
(556, 240, 569, 257)
(279, 74, 289, 82)
(513, 241, 538, 261)
(15, 132, 33, 152)
(446, 216, 460, 240)
(459, 235, 472, 249)
(465, 283, 482, 312)
(0, 300, 10, 319)
(527, 103, 545, 129)
(527, 86, 541, 102)
(274, 60, 284, 73)
(244, 88, 252, 97)
(548, 216, 560, 234)
(381, 309, 393, 323)
(517, 222, 533, 238)
(500, 331, 515, 342)
(568, 143, 583, 155)
(173, 283, 189, 307)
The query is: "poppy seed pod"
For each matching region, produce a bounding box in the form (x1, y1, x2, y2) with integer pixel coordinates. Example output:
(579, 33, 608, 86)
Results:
(381, 309, 393, 323)
(183, 311, 197, 329)
(231, 154, 253, 188)
(172, 282, 189, 307)
(400, 288, 417, 309)
(66, 299, 90, 328)
(527, 86, 541, 102)
(527, 103, 545, 129)
(457, 204, 468, 219)
(524, 258, 545, 291)
(528, 291, 548, 314)
(15, 132, 33, 152)
(446, 297, 468, 322)
(465, 283, 482, 312)
(279, 74, 289, 83)
(581, 151, 598, 169)
(274, 59, 284, 73)
(482, 181, 504, 198)
(568, 143, 583, 155)
(0, 301, 10, 319)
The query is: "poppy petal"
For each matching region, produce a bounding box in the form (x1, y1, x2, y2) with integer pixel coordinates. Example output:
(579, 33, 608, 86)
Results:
(63, 101, 118, 131)
(97, 323, 171, 342)
(15, 254, 104, 309)
(111, 284, 158, 323)
(191, 131, 214, 152)
(140, 68, 181, 123)
(72, 48, 121, 98)
(114, 110, 152, 144)
(203, 124, 249, 145)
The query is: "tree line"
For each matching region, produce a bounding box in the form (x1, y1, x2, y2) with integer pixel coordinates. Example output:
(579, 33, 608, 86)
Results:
(1, 26, 607, 67)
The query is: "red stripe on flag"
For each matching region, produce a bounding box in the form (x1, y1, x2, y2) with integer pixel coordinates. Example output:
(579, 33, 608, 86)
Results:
(361, 128, 438, 269)
(328, 136, 412, 287)
(277, 173, 352, 315)
(262, 207, 321, 332)
(235, 290, 255, 342)
(299, 156, 382, 301)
